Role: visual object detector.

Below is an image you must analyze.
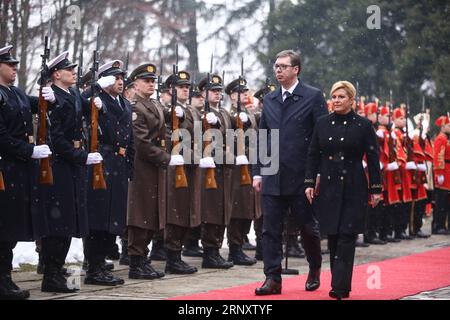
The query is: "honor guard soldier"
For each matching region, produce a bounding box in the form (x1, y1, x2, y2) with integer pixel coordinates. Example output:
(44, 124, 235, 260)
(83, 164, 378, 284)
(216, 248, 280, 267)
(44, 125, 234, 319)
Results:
(409, 112, 432, 238)
(36, 51, 104, 293)
(433, 115, 450, 234)
(362, 103, 386, 245)
(190, 83, 205, 111)
(376, 106, 402, 243)
(197, 74, 234, 269)
(126, 63, 167, 280)
(163, 70, 200, 274)
(82, 60, 134, 285)
(391, 107, 415, 240)
(225, 77, 258, 265)
(0, 45, 52, 299)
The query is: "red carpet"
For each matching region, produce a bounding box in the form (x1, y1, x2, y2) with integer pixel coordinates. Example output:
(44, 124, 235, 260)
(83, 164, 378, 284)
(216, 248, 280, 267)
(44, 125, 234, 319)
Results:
(170, 246, 450, 300)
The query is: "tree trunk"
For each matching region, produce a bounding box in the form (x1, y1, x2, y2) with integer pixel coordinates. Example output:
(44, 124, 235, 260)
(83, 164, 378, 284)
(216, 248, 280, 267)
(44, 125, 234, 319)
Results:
(18, 0, 30, 90)
(0, 0, 10, 47)
(183, 0, 199, 74)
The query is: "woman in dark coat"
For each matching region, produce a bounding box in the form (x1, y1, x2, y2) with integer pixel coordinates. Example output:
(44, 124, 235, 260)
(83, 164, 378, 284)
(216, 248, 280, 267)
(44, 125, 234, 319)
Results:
(304, 81, 382, 299)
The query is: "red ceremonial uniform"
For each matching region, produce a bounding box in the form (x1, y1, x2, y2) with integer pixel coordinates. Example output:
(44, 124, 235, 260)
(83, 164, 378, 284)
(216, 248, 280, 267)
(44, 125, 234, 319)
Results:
(434, 132, 450, 191)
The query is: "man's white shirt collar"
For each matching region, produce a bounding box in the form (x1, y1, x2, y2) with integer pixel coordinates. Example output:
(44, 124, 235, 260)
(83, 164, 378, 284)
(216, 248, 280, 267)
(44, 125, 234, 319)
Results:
(281, 79, 299, 101)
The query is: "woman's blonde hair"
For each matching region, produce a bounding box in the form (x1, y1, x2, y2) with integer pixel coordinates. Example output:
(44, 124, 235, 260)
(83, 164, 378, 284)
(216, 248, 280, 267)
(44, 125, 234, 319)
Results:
(330, 81, 356, 100)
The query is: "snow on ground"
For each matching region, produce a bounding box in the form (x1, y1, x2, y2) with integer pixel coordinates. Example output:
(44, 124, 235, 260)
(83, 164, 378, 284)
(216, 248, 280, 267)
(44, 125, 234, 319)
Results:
(12, 223, 257, 268)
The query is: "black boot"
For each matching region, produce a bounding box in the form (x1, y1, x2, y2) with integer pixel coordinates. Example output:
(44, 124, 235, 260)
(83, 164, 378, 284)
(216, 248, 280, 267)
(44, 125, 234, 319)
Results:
(242, 235, 257, 251)
(41, 266, 78, 293)
(165, 250, 198, 274)
(202, 248, 234, 269)
(150, 240, 167, 261)
(228, 245, 257, 265)
(85, 263, 123, 286)
(182, 240, 203, 257)
(0, 273, 30, 300)
(119, 239, 129, 265)
(129, 256, 162, 280)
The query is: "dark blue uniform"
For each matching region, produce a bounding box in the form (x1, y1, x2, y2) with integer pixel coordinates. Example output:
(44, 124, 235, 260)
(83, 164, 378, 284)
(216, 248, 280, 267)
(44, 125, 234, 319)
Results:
(0, 85, 38, 243)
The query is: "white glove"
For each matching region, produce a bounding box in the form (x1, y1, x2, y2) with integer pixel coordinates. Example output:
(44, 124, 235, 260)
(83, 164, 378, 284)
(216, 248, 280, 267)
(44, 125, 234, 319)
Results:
(437, 175, 444, 185)
(387, 162, 399, 171)
(169, 154, 184, 166)
(405, 161, 417, 170)
(417, 163, 427, 172)
(239, 112, 248, 123)
(97, 75, 116, 89)
(362, 160, 367, 168)
(199, 157, 216, 168)
(175, 106, 184, 118)
(391, 131, 397, 140)
(31, 144, 52, 159)
(380, 161, 384, 170)
(94, 97, 103, 110)
(376, 129, 384, 138)
(42, 86, 56, 103)
(236, 155, 249, 166)
(86, 152, 103, 165)
(206, 112, 218, 125)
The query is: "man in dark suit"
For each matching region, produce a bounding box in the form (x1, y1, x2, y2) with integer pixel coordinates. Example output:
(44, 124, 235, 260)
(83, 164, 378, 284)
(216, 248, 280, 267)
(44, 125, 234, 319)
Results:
(253, 50, 327, 295)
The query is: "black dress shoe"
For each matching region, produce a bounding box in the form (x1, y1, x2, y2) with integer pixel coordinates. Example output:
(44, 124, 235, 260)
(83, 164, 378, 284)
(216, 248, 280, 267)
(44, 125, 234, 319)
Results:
(305, 268, 320, 291)
(329, 289, 349, 300)
(255, 279, 281, 296)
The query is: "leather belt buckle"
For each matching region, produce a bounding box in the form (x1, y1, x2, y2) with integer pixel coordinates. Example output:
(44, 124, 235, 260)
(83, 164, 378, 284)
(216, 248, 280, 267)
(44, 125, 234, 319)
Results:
(73, 140, 81, 149)
(28, 136, 34, 144)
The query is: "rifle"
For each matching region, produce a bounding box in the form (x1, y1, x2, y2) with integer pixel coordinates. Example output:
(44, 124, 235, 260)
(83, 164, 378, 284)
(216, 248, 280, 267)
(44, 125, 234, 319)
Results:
(0, 154, 4, 191)
(156, 58, 163, 102)
(203, 54, 217, 189)
(123, 51, 129, 93)
(404, 97, 417, 183)
(76, 47, 83, 91)
(171, 44, 188, 188)
(90, 27, 106, 190)
(375, 97, 380, 125)
(219, 70, 225, 107)
(405, 96, 417, 236)
(387, 92, 401, 185)
(236, 57, 251, 185)
(189, 72, 195, 105)
(38, 20, 53, 185)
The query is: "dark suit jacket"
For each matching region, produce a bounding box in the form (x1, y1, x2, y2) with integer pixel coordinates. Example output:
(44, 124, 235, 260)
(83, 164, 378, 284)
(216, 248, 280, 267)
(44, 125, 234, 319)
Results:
(252, 79, 327, 196)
